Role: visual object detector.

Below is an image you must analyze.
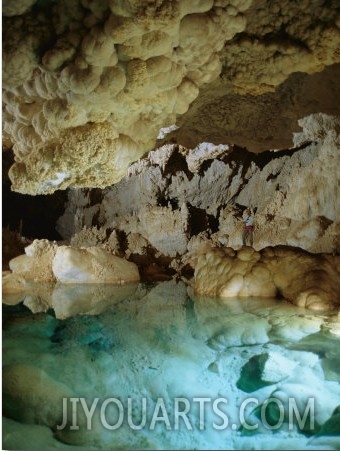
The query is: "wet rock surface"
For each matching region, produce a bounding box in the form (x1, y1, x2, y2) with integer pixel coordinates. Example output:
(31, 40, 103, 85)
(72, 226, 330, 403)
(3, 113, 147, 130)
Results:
(2, 280, 340, 450)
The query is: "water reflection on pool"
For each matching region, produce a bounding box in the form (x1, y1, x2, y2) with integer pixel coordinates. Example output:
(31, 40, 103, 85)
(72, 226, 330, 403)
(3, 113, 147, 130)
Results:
(2, 280, 340, 450)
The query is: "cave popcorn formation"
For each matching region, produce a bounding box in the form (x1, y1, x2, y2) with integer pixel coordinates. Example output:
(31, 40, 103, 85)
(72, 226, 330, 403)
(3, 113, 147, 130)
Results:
(2, 1, 340, 450)
(2, 0, 340, 194)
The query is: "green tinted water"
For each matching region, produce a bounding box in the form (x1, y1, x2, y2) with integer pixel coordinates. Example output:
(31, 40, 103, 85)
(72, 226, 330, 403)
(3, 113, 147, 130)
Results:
(2, 280, 340, 450)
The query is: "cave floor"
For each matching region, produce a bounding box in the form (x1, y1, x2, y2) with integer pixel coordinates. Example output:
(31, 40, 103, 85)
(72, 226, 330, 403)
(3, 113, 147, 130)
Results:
(2, 280, 340, 450)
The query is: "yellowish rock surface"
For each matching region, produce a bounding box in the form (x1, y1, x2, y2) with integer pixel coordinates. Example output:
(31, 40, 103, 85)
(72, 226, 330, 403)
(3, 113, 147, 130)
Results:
(194, 246, 340, 311)
(3, 1, 339, 194)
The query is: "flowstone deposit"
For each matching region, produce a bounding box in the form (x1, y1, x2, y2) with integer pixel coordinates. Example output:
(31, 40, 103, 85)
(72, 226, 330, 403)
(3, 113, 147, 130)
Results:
(2, 0, 340, 194)
(194, 246, 340, 311)
(4, 238, 339, 312)
(5, 239, 140, 285)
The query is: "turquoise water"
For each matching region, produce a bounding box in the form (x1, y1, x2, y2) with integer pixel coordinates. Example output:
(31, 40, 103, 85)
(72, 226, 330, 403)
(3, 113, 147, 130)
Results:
(2, 280, 340, 450)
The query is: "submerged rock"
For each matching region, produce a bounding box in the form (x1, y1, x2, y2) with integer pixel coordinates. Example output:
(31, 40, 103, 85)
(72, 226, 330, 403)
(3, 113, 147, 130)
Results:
(2, 364, 75, 427)
(316, 406, 340, 437)
(3, 417, 69, 451)
(237, 352, 297, 393)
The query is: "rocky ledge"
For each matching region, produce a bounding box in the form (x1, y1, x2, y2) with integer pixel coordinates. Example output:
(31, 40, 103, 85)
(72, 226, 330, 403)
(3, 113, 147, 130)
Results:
(2, 239, 340, 313)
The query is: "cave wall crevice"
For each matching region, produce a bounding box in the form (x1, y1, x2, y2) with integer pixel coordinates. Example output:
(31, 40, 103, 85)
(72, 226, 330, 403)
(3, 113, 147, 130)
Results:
(56, 113, 340, 261)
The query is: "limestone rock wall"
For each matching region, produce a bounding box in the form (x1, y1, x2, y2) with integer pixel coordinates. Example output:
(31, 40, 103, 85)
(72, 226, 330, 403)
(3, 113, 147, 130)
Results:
(3, 0, 340, 194)
(57, 113, 340, 264)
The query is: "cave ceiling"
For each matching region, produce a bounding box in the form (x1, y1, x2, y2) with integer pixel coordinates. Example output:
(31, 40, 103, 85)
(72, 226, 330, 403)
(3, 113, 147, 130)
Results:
(2, 0, 340, 194)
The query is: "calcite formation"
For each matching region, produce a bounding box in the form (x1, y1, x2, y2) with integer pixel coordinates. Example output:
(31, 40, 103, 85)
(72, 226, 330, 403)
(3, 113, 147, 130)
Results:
(194, 246, 340, 311)
(9, 239, 58, 281)
(52, 245, 140, 283)
(57, 114, 340, 260)
(3, 280, 340, 449)
(6, 238, 140, 284)
(2, 364, 75, 427)
(2, 0, 340, 194)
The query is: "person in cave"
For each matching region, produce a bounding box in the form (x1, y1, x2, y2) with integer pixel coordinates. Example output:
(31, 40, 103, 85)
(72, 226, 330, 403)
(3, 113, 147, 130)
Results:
(242, 209, 254, 247)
